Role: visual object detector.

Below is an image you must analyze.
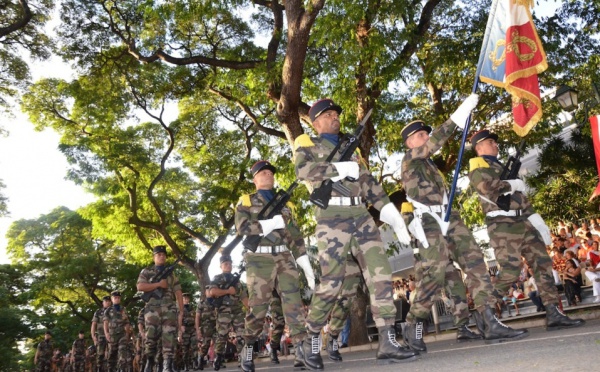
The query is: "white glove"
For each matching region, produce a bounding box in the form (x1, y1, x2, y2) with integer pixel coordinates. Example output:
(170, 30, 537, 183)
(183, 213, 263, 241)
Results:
(330, 161, 359, 182)
(296, 255, 315, 290)
(379, 203, 411, 245)
(450, 93, 479, 129)
(528, 213, 552, 245)
(258, 215, 285, 236)
(505, 179, 528, 194)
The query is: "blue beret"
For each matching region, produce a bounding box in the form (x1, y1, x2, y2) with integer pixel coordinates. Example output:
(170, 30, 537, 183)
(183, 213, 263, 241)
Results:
(309, 99, 342, 122)
(401, 120, 432, 142)
(470, 129, 498, 147)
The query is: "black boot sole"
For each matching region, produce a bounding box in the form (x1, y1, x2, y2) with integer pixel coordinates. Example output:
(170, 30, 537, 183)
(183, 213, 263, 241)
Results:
(546, 319, 586, 331)
(376, 355, 419, 364)
(484, 331, 529, 344)
(456, 336, 484, 343)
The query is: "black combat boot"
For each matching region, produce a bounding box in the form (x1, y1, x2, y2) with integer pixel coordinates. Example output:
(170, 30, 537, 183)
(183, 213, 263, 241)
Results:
(213, 353, 225, 371)
(143, 358, 154, 372)
(326, 334, 342, 362)
(472, 309, 485, 335)
(456, 323, 483, 342)
(163, 357, 175, 372)
(546, 303, 585, 330)
(403, 319, 427, 353)
(298, 333, 323, 371)
(293, 342, 305, 368)
(269, 343, 280, 364)
(198, 355, 205, 370)
(240, 344, 254, 372)
(481, 305, 529, 344)
(376, 325, 419, 364)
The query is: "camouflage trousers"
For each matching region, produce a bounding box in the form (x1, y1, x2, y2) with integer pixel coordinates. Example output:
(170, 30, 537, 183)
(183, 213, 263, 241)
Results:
(72, 356, 85, 372)
(243, 251, 306, 344)
(180, 328, 196, 365)
(107, 332, 129, 370)
(215, 304, 245, 354)
(96, 336, 108, 370)
(198, 306, 216, 356)
(328, 255, 364, 336)
(308, 205, 396, 331)
(36, 358, 52, 372)
(407, 211, 496, 323)
(487, 217, 558, 306)
(268, 288, 285, 347)
(144, 301, 178, 358)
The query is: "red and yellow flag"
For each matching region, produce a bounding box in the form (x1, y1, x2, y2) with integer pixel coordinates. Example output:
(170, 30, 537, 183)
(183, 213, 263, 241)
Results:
(479, 0, 547, 136)
(589, 115, 600, 202)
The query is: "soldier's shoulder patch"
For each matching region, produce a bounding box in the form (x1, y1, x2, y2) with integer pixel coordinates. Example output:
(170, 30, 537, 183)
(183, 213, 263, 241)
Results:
(401, 202, 414, 213)
(469, 157, 489, 172)
(238, 194, 252, 207)
(294, 134, 314, 149)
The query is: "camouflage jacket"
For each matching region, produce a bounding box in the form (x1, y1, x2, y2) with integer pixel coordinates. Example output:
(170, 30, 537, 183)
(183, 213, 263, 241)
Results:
(294, 133, 389, 211)
(468, 156, 535, 221)
(182, 304, 196, 329)
(37, 339, 53, 360)
(137, 308, 145, 328)
(235, 191, 306, 257)
(137, 265, 182, 304)
(196, 298, 216, 315)
(401, 118, 456, 206)
(92, 307, 107, 338)
(208, 272, 247, 307)
(103, 305, 129, 336)
(72, 338, 86, 358)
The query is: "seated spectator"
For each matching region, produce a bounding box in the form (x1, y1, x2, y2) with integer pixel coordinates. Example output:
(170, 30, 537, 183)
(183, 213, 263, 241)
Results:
(551, 249, 567, 285)
(502, 283, 524, 316)
(584, 241, 600, 303)
(563, 259, 582, 306)
(575, 222, 590, 240)
(565, 236, 580, 255)
(524, 268, 545, 312)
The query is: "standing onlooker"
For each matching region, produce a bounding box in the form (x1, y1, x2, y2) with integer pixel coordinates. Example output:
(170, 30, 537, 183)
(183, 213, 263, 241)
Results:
(525, 268, 545, 312)
(34, 331, 54, 372)
(71, 330, 87, 372)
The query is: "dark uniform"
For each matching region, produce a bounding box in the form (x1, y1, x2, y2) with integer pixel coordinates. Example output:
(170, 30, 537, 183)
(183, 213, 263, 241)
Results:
(35, 332, 54, 372)
(71, 331, 87, 372)
(468, 129, 584, 331)
(235, 160, 315, 371)
(103, 291, 130, 371)
(295, 99, 417, 369)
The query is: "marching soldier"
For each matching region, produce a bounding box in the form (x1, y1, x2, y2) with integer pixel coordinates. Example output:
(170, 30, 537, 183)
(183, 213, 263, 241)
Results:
(34, 331, 54, 372)
(234, 160, 316, 372)
(103, 291, 130, 371)
(294, 98, 418, 370)
(180, 293, 196, 371)
(399, 95, 528, 354)
(207, 255, 248, 370)
(195, 286, 217, 370)
(468, 129, 584, 330)
(70, 330, 87, 372)
(137, 245, 184, 372)
(92, 295, 111, 372)
(266, 289, 285, 364)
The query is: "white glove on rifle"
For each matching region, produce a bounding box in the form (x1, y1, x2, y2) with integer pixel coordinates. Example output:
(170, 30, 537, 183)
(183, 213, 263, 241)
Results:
(528, 213, 552, 245)
(505, 179, 528, 195)
(331, 161, 359, 182)
(258, 215, 285, 236)
(379, 203, 411, 245)
(296, 254, 316, 290)
(450, 93, 479, 129)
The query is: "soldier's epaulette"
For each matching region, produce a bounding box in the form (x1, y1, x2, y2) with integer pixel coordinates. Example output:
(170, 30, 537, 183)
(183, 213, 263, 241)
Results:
(238, 194, 252, 207)
(469, 157, 489, 171)
(401, 202, 414, 214)
(294, 134, 314, 149)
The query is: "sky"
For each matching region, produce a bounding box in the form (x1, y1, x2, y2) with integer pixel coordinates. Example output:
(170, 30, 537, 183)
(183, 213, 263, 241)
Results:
(0, 1, 563, 269)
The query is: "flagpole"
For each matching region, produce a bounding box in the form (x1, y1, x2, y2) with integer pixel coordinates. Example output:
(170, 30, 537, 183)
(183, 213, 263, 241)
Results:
(444, 0, 501, 222)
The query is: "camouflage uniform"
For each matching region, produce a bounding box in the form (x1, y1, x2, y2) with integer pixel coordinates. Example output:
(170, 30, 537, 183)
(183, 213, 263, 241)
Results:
(35, 339, 53, 372)
(137, 265, 182, 361)
(208, 271, 247, 357)
(294, 133, 397, 330)
(196, 297, 216, 361)
(136, 308, 146, 371)
(401, 118, 497, 323)
(71, 337, 86, 372)
(92, 307, 109, 371)
(327, 255, 364, 336)
(180, 303, 196, 368)
(235, 190, 308, 346)
(103, 305, 130, 371)
(268, 288, 285, 350)
(468, 155, 558, 305)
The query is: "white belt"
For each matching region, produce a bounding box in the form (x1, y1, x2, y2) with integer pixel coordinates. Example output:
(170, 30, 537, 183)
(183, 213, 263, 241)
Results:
(417, 204, 445, 213)
(486, 209, 523, 218)
(255, 245, 288, 254)
(328, 196, 362, 206)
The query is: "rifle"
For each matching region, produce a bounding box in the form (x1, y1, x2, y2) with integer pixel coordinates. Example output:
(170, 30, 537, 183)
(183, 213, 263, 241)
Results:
(207, 266, 246, 308)
(242, 182, 299, 252)
(309, 109, 373, 209)
(497, 140, 526, 211)
(140, 258, 181, 303)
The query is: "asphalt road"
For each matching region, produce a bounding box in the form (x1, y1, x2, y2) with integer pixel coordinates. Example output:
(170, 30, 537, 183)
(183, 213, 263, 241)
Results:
(250, 318, 600, 371)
